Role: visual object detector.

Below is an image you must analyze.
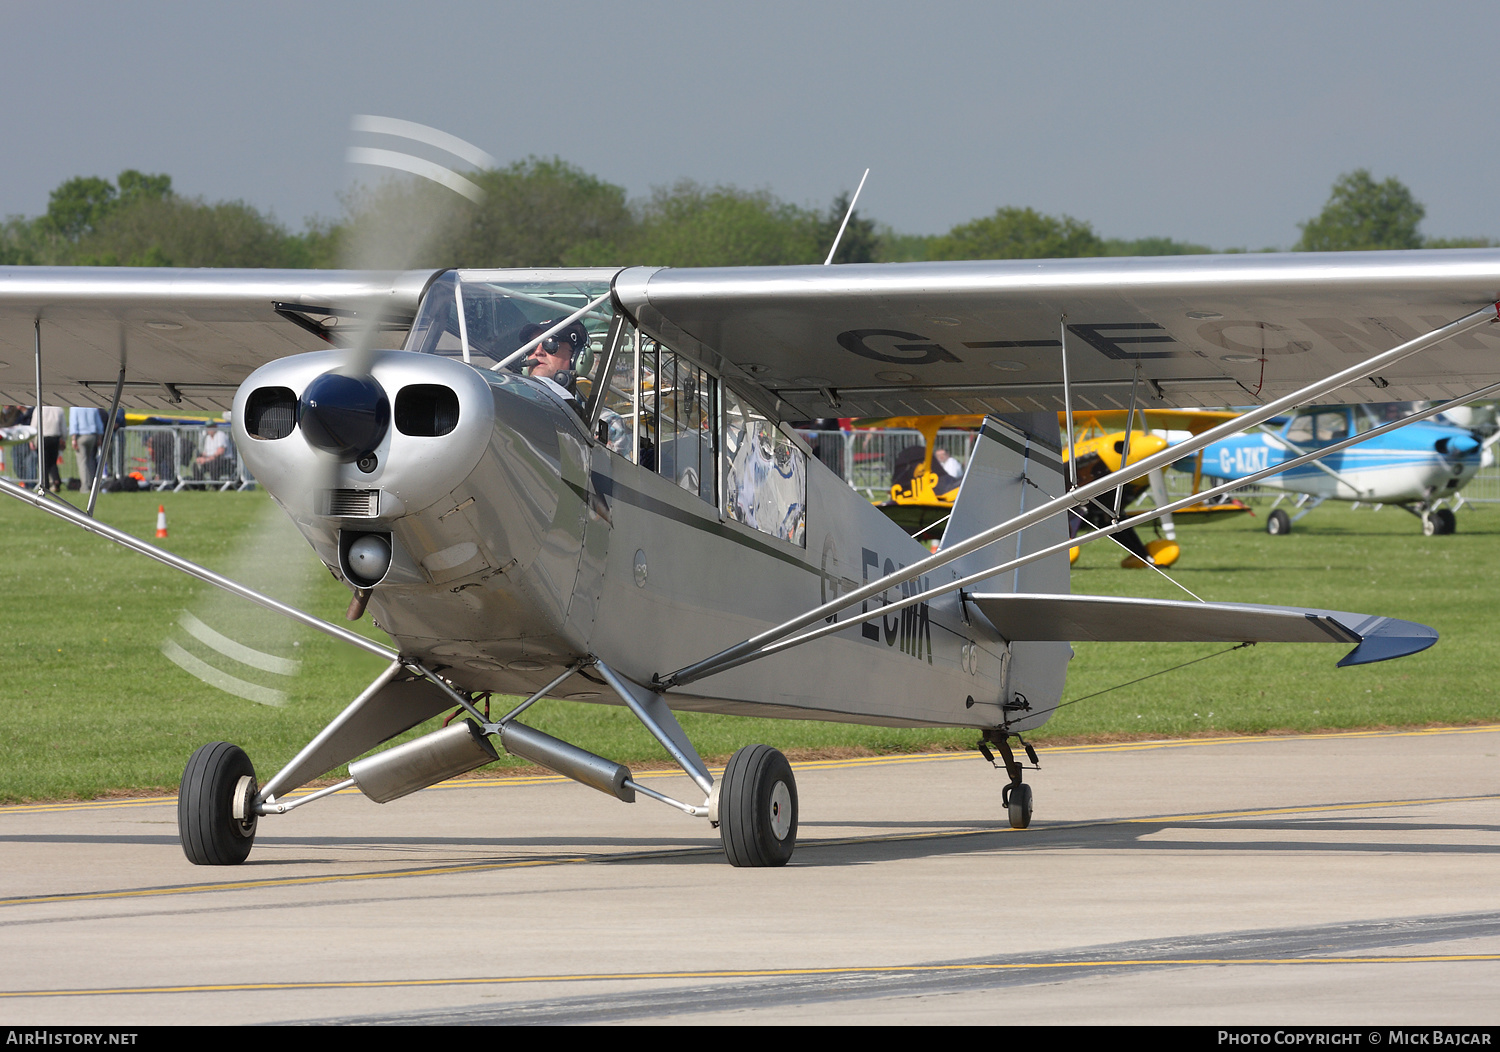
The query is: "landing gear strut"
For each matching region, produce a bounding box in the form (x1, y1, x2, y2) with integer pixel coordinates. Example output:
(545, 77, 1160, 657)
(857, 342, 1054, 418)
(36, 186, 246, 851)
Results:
(174, 661, 801, 869)
(979, 731, 1038, 829)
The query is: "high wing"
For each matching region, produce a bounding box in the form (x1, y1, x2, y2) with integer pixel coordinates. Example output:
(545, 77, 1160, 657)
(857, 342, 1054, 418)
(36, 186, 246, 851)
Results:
(7, 250, 1500, 418)
(0, 267, 438, 411)
(613, 249, 1500, 420)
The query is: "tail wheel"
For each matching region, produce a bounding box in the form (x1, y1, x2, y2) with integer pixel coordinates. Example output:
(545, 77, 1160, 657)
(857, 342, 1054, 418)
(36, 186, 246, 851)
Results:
(178, 742, 258, 866)
(1003, 781, 1033, 829)
(718, 744, 798, 867)
(1266, 509, 1292, 535)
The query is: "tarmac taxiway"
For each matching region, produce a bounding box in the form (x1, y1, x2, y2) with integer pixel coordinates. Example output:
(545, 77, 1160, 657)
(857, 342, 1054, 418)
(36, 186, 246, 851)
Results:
(0, 725, 1497, 1025)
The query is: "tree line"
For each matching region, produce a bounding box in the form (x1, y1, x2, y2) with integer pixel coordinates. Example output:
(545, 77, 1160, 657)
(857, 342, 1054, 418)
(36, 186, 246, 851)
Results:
(1, 162, 1490, 270)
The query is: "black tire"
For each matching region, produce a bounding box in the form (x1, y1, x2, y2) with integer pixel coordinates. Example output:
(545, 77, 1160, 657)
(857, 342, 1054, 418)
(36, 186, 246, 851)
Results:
(178, 742, 257, 866)
(1435, 508, 1457, 535)
(1266, 509, 1292, 536)
(718, 744, 797, 867)
(1007, 782, 1033, 829)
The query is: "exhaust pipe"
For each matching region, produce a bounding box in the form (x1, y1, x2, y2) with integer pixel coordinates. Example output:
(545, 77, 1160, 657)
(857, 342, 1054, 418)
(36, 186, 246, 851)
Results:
(500, 721, 635, 803)
(349, 719, 498, 803)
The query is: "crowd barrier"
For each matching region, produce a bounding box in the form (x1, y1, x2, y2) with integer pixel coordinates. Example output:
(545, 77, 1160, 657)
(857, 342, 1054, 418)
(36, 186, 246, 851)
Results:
(807, 429, 1303, 507)
(0, 425, 254, 492)
(806, 429, 975, 501)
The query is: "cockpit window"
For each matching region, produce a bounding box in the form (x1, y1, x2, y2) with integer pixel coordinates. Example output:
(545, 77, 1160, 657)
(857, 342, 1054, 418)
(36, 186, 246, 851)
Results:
(1353, 404, 1382, 434)
(404, 270, 617, 396)
(1314, 409, 1349, 442)
(723, 387, 807, 547)
(1286, 409, 1351, 444)
(1369, 401, 1429, 430)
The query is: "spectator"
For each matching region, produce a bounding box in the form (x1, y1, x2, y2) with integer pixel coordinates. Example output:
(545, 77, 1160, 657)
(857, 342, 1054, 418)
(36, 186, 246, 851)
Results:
(2, 407, 36, 481)
(69, 406, 106, 487)
(934, 448, 964, 480)
(192, 426, 233, 481)
(144, 431, 174, 485)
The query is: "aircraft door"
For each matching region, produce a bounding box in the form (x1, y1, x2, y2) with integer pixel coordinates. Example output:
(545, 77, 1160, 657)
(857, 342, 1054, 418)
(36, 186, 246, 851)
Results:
(561, 435, 610, 645)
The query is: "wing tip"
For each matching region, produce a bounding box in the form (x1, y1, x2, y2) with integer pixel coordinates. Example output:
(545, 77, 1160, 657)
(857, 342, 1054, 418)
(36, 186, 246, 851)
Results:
(1335, 618, 1439, 667)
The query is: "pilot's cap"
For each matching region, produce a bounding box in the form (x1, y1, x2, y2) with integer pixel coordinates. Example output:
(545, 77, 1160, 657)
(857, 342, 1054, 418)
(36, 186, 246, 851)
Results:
(518, 319, 587, 358)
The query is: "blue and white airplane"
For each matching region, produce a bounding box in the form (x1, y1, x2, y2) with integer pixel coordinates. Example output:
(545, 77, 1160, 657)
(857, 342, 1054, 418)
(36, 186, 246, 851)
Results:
(1184, 402, 1486, 536)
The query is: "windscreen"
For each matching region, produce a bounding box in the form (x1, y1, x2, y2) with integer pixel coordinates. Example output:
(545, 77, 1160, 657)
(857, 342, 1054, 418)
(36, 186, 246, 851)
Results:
(404, 270, 617, 375)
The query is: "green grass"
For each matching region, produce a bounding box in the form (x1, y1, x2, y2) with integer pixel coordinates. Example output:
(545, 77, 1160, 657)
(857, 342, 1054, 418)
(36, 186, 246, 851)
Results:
(1051, 501, 1500, 737)
(0, 489, 1495, 801)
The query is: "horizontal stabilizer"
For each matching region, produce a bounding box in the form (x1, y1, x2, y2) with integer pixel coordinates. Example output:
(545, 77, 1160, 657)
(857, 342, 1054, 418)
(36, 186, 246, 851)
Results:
(968, 594, 1436, 667)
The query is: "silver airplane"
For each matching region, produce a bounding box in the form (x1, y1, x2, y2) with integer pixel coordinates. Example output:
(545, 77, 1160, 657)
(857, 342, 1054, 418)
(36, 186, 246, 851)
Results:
(3, 251, 1497, 867)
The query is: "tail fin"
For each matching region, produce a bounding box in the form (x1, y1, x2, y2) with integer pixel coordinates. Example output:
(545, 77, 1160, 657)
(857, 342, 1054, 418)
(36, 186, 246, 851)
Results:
(944, 414, 1073, 731)
(943, 414, 1070, 597)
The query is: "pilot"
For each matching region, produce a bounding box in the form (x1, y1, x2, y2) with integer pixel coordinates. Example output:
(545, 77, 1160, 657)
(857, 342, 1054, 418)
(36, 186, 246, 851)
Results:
(516, 320, 588, 418)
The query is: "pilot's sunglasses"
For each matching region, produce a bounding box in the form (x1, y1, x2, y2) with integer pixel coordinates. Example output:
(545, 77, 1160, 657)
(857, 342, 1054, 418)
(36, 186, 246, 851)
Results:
(536, 336, 570, 354)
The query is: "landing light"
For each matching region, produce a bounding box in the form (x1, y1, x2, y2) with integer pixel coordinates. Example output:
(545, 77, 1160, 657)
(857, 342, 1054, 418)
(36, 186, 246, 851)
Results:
(346, 534, 392, 587)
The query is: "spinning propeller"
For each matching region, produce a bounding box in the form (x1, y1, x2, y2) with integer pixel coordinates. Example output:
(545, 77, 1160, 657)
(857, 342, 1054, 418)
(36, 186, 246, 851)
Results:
(162, 117, 494, 705)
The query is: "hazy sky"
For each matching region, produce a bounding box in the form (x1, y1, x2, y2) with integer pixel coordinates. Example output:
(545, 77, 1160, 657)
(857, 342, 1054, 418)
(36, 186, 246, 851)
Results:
(3, 1, 1496, 250)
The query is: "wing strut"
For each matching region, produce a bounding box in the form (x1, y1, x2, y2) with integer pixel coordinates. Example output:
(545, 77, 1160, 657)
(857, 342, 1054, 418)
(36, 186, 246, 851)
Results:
(0, 474, 398, 661)
(662, 353, 1500, 688)
(1257, 426, 1366, 495)
(31, 319, 44, 491)
(85, 361, 125, 517)
(1114, 365, 1141, 516)
(1060, 315, 1078, 489)
(659, 303, 1499, 690)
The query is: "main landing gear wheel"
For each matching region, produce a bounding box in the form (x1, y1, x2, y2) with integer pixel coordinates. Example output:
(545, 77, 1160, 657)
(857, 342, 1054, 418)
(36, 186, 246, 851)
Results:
(1266, 509, 1292, 536)
(178, 742, 258, 866)
(1424, 508, 1456, 536)
(1003, 782, 1033, 829)
(718, 744, 798, 867)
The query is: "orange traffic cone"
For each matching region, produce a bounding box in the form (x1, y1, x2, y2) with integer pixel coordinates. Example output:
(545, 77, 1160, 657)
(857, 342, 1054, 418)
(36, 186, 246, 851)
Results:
(155, 504, 168, 539)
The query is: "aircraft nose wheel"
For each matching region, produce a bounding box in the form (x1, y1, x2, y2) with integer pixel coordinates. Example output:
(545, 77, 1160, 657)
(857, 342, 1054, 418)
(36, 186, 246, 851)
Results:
(178, 742, 258, 866)
(718, 744, 798, 867)
(1266, 509, 1292, 535)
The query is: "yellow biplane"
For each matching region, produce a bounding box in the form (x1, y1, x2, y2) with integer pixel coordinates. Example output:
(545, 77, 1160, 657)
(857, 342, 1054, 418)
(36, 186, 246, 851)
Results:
(853, 408, 1254, 566)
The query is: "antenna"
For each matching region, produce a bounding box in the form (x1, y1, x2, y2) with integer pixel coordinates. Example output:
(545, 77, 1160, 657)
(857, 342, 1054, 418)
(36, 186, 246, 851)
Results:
(823, 168, 871, 265)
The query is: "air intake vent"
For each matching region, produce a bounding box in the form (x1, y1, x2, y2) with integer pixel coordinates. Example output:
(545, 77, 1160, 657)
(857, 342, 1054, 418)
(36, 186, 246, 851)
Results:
(325, 489, 379, 517)
(395, 384, 460, 437)
(245, 386, 297, 440)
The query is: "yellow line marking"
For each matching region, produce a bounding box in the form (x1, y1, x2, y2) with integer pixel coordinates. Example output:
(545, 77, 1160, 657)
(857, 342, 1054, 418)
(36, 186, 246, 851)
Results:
(1117, 793, 1500, 824)
(3, 954, 1498, 999)
(1054, 724, 1500, 755)
(5, 723, 1496, 815)
(0, 856, 596, 908)
(3, 791, 1494, 910)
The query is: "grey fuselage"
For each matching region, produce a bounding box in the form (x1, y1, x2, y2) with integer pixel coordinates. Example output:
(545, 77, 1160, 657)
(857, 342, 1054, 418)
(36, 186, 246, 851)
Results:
(235, 348, 1063, 732)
